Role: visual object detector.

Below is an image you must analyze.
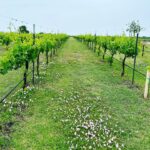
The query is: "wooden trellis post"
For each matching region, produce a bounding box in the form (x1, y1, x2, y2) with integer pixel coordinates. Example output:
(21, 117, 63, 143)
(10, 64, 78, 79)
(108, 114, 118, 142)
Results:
(144, 67, 150, 99)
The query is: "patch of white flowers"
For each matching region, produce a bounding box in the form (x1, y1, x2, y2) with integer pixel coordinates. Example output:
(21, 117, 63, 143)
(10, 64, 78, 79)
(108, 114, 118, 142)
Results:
(2, 86, 35, 112)
(53, 89, 125, 150)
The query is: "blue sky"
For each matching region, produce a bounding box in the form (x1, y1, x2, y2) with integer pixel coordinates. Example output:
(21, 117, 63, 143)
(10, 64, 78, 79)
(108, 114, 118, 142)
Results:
(0, 0, 150, 36)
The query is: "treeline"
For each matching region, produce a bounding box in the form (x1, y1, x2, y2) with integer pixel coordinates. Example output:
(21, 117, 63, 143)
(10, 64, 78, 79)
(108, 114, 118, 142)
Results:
(76, 34, 142, 76)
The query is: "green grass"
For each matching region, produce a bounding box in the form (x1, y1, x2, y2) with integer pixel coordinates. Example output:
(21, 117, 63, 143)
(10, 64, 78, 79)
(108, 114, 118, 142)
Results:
(0, 44, 25, 99)
(0, 68, 25, 98)
(1, 38, 150, 149)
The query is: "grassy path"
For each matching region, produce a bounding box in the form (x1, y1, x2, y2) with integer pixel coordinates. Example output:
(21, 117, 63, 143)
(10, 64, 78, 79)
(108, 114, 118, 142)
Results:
(10, 38, 150, 149)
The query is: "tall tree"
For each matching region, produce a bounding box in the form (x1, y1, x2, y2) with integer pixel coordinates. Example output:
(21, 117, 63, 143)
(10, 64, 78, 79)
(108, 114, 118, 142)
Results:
(126, 21, 142, 37)
(18, 25, 29, 33)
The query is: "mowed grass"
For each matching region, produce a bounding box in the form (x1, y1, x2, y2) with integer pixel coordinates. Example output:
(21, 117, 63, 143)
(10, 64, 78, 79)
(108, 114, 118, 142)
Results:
(2, 38, 150, 149)
(0, 68, 25, 99)
(0, 45, 25, 99)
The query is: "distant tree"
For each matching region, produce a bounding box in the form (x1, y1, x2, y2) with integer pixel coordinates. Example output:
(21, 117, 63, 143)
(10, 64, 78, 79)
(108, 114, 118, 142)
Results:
(126, 20, 142, 37)
(18, 25, 29, 33)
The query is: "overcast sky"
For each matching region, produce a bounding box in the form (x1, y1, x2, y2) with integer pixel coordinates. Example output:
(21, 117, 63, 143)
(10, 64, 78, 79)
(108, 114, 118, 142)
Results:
(0, 0, 150, 36)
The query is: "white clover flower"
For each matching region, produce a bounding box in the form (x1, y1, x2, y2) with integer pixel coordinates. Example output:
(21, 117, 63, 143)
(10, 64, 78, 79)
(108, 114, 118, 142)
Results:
(82, 125, 88, 129)
(74, 132, 77, 136)
(108, 139, 112, 144)
(76, 128, 80, 131)
(116, 143, 119, 148)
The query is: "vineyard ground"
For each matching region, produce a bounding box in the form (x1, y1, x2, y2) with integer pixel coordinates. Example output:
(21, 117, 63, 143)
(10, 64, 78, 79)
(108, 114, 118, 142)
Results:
(1, 37, 150, 149)
(0, 39, 150, 99)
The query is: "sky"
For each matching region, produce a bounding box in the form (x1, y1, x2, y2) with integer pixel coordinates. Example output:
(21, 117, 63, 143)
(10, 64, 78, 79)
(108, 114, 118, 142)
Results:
(0, 0, 150, 36)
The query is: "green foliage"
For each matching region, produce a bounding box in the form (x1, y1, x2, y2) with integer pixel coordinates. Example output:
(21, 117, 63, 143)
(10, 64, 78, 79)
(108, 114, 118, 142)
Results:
(107, 36, 120, 65)
(76, 34, 142, 75)
(126, 20, 142, 37)
(2, 36, 11, 46)
(0, 33, 12, 46)
(0, 55, 13, 74)
(18, 25, 29, 34)
(0, 33, 68, 74)
(147, 66, 150, 71)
